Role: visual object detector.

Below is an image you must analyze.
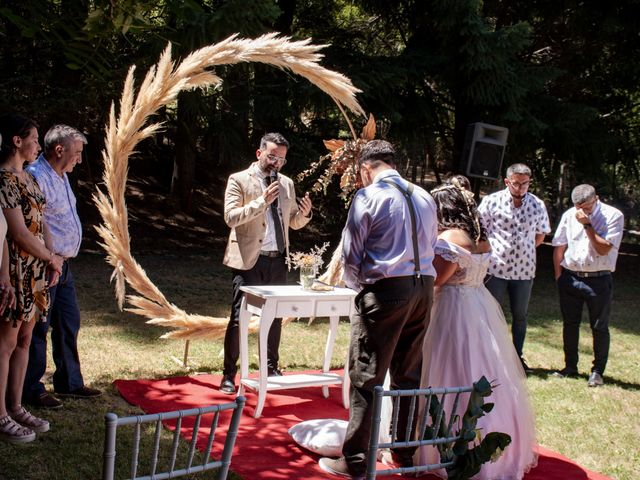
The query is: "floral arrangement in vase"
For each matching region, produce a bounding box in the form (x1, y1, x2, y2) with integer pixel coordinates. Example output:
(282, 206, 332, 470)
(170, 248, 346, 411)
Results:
(287, 242, 330, 290)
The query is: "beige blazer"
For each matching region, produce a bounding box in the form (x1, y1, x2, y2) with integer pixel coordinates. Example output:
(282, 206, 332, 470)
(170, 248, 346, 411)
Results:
(222, 163, 311, 270)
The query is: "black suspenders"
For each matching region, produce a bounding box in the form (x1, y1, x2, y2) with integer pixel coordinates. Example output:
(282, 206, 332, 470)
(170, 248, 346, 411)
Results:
(380, 178, 421, 279)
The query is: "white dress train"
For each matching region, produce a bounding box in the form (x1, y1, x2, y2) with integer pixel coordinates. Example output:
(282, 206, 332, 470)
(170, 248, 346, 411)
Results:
(380, 239, 538, 479)
(418, 239, 537, 479)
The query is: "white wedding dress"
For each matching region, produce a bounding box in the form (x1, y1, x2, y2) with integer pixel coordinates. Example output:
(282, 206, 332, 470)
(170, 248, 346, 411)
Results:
(382, 239, 538, 479)
(301, 239, 537, 479)
(381, 239, 538, 480)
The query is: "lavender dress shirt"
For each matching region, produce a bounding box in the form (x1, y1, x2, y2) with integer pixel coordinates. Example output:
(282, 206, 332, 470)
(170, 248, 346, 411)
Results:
(27, 155, 82, 258)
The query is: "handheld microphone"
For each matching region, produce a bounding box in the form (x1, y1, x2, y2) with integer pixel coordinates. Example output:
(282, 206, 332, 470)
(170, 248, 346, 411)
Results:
(269, 170, 278, 207)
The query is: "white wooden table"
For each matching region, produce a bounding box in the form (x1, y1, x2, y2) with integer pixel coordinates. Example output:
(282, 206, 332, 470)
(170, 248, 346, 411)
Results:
(237, 285, 357, 418)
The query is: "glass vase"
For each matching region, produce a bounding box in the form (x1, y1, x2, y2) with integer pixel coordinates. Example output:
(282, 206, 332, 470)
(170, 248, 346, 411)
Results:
(299, 266, 316, 290)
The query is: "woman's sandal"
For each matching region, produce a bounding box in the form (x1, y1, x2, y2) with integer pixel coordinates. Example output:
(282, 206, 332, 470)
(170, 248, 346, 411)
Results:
(9, 406, 50, 433)
(0, 415, 36, 444)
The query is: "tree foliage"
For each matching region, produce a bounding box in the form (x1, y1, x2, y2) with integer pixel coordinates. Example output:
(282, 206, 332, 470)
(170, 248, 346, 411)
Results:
(0, 0, 637, 226)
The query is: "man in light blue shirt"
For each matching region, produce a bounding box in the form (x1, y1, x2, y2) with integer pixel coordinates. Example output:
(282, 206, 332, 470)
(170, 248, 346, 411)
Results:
(23, 125, 101, 409)
(341, 166, 438, 290)
(320, 140, 438, 477)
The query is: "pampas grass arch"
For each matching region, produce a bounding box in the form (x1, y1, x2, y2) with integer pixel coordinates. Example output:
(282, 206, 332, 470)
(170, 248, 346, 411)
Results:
(95, 33, 364, 341)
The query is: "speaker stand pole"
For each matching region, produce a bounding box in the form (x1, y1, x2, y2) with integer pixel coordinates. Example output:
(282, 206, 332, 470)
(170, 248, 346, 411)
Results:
(471, 177, 481, 199)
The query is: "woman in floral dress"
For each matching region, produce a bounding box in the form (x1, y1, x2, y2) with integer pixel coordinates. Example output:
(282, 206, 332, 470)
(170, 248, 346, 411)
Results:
(0, 114, 63, 443)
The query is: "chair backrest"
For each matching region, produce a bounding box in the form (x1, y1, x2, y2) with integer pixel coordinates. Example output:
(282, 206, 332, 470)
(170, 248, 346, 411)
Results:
(102, 396, 245, 480)
(366, 385, 474, 479)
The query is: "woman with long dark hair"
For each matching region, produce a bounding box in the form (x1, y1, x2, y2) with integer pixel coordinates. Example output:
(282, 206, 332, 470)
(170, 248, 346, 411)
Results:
(0, 114, 63, 443)
(417, 178, 538, 479)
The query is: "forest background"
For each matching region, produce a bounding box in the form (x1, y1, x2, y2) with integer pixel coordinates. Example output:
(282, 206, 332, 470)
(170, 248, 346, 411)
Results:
(1, 0, 638, 239)
(1, 3, 639, 479)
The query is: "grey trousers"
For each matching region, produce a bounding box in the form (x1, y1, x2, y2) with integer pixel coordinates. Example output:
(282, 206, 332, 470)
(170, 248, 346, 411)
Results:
(343, 275, 434, 475)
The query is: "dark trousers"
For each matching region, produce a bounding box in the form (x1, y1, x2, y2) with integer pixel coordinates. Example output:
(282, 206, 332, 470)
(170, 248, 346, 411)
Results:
(343, 275, 434, 475)
(557, 269, 613, 375)
(23, 261, 84, 400)
(222, 255, 287, 379)
(484, 275, 534, 358)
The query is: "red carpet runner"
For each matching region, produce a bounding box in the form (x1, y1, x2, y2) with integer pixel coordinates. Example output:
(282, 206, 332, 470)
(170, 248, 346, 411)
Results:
(114, 371, 610, 480)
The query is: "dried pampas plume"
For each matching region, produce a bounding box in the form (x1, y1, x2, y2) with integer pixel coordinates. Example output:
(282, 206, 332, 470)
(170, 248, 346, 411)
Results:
(312, 114, 378, 288)
(95, 33, 364, 340)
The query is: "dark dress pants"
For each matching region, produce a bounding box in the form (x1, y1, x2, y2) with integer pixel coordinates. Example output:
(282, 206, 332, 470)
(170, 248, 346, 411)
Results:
(222, 254, 287, 380)
(484, 275, 534, 358)
(24, 261, 84, 400)
(343, 275, 434, 475)
(557, 269, 612, 375)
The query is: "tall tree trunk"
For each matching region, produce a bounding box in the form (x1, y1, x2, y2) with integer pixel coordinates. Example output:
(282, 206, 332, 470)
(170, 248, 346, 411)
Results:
(425, 129, 440, 184)
(453, 101, 481, 174)
(276, 0, 296, 34)
(173, 90, 200, 213)
(556, 162, 567, 221)
(51, 0, 87, 125)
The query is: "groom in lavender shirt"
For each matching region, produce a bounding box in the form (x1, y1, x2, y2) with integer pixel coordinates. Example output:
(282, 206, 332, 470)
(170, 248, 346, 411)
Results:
(319, 140, 437, 477)
(22, 124, 101, 409)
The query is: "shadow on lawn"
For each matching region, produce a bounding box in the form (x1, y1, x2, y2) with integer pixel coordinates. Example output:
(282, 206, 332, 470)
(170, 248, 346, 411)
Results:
(75, 235, 639, 346)
(527, 368, 640, 391)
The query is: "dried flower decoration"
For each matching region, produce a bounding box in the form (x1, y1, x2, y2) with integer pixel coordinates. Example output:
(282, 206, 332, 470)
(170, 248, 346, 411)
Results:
(287, 242, 330, 272)
(94, 34, 364, 341)
(297, 114, 377, 204)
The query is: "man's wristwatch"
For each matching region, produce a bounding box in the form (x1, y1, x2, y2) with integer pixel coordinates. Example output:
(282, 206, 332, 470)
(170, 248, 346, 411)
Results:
(583, 223, 592, 229)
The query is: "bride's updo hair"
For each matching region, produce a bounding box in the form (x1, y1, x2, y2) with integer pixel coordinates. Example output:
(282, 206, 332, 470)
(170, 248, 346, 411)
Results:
(445, 173, 471, 190)
(430, 176, 486, 243)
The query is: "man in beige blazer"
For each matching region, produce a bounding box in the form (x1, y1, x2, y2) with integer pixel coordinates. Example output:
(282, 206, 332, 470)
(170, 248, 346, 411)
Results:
(220, 132, 312, 394)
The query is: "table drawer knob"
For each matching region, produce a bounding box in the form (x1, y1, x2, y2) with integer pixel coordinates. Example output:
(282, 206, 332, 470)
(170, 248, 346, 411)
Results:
(291, 305, 298, 312)
(315, 299, 351, 317)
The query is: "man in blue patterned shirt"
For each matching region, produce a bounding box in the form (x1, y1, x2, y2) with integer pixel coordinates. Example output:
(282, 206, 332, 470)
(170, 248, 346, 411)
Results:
(22, 125, 101, 409)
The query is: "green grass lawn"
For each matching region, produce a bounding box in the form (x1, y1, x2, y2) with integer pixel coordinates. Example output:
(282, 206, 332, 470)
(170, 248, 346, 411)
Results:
(0, 244, 638, 479)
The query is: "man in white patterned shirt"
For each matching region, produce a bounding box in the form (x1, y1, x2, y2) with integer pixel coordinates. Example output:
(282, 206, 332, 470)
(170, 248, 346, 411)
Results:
(552, 184, 624, 387)
(23, 125, 101, 409)
(478, 163, 550, 373)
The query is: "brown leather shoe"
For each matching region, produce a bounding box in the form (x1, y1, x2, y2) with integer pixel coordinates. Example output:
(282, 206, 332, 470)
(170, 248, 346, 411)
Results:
(55, 386, 102, 398)
(24, 393, 63, 410)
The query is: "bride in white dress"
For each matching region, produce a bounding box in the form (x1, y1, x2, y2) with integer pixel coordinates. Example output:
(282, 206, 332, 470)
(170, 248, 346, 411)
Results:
(295, 179, 537, 478)
(416, 181, 538, 479)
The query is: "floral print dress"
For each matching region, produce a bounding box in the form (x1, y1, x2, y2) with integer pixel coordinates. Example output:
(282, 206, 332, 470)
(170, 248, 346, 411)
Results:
(0, 170, 49, 324)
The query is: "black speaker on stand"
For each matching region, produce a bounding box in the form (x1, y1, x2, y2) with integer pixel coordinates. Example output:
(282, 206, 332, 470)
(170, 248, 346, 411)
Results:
(461, 123, 509, 180)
